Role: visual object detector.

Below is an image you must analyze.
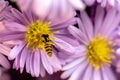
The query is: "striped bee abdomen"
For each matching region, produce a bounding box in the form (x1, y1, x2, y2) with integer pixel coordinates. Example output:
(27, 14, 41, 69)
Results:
(42, 34, 53, 57)
(44, 42, 52, 56)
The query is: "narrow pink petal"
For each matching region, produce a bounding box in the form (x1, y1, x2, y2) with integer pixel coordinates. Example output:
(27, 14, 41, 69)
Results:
(63, 57, 86, 70)
(53, 37, 75, 54)
(0, 54, 10, 69)
(11, 8, 30, 25)
(104, 65, 116, 80)
(0, 34, 24, 41)
(80, 11, 94, 41)
(93, 69, 102, 80)
(34, 50, 40, 77)
(13, 54, 20, 70)
(50, 18, 77, 30)
(70, 45, 86, 58)
(100, 8, 116, 36)
(101, 68, 111, 80)
(8, 42, 26, 60)
(23, 9, 35, 23)
(68, 25, 89, 45)
(69, 61, 88, 80)
(29, 52, 35, 77)
(26, 52, 31, 73)
(83, 64, 93, 80)
(106, 13, 120, 36)
(54, 34, 79, 46)
(0, 31, 24, 42)
(4, 40, 22, 46)
(0, 44, 11, 56)
(48, 53, 62, 72)
(41, 51, 53, 74)
(95, 5, 104, 35)
(13, 57, 17, 69)
(3, 21, 26, 32)
(76, 18, 86, 34)
(20, 48, 28, 73)
(40, 60, 46, 77)
(61, 65, 78, 79)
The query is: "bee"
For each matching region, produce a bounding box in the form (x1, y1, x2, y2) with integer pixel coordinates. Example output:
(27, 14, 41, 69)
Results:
(42, 34, 52, 56)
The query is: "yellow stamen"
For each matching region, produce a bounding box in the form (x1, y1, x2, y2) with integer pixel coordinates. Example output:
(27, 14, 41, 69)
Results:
(25, 20, 54, 56)
(87, 34, 115, 69)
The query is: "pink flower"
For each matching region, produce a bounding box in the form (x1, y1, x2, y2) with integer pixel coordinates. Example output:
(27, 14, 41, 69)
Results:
(0, 7, 78, 77)
(12, 0, 77, 20)
(61, 6, 120, 80)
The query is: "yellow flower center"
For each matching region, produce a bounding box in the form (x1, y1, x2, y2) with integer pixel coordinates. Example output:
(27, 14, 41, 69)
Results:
(25, 20, 54, 56)
(87, 34, 115, 69)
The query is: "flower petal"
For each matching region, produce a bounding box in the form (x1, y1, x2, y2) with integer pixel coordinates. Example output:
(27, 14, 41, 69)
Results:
(29, 52, 35, 76)
(0, 54, 10, 69)
(80, 11, 94, 40)
(34, 50, 40, 77)
(26, 52, 31, 73)
(11, 8, 30, 25)
(20, 47, 28, 73)
(3, 21, 26, 32)
(69, 61, 88, 80)
(32, 0, 52, 20)
(0, 31, 24, 42)
(53, 37, 75, 54)
(68, 25, 89, 45)
(62, 57, 85, 70)
(8, 42, 26, 60)
(40, 60, 46, 77)
(95, 5, 104, 35)
(93, 69, 102, 80)
(13, 53, 21, 70)
(41, 51, 53, 74)
(100, 8, 116, 36)
(68, 0, 85, 10)
(61, 65, 77, 79)
(48, 53, 62, 72)
(83, 64, 93, 80)
(0, 44, 11, 56)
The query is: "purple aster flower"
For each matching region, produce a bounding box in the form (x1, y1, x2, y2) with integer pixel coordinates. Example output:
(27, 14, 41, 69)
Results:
(61, 6, 120, 80)
(0, 7, 78, 77)
(11, 0, 77, 20)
